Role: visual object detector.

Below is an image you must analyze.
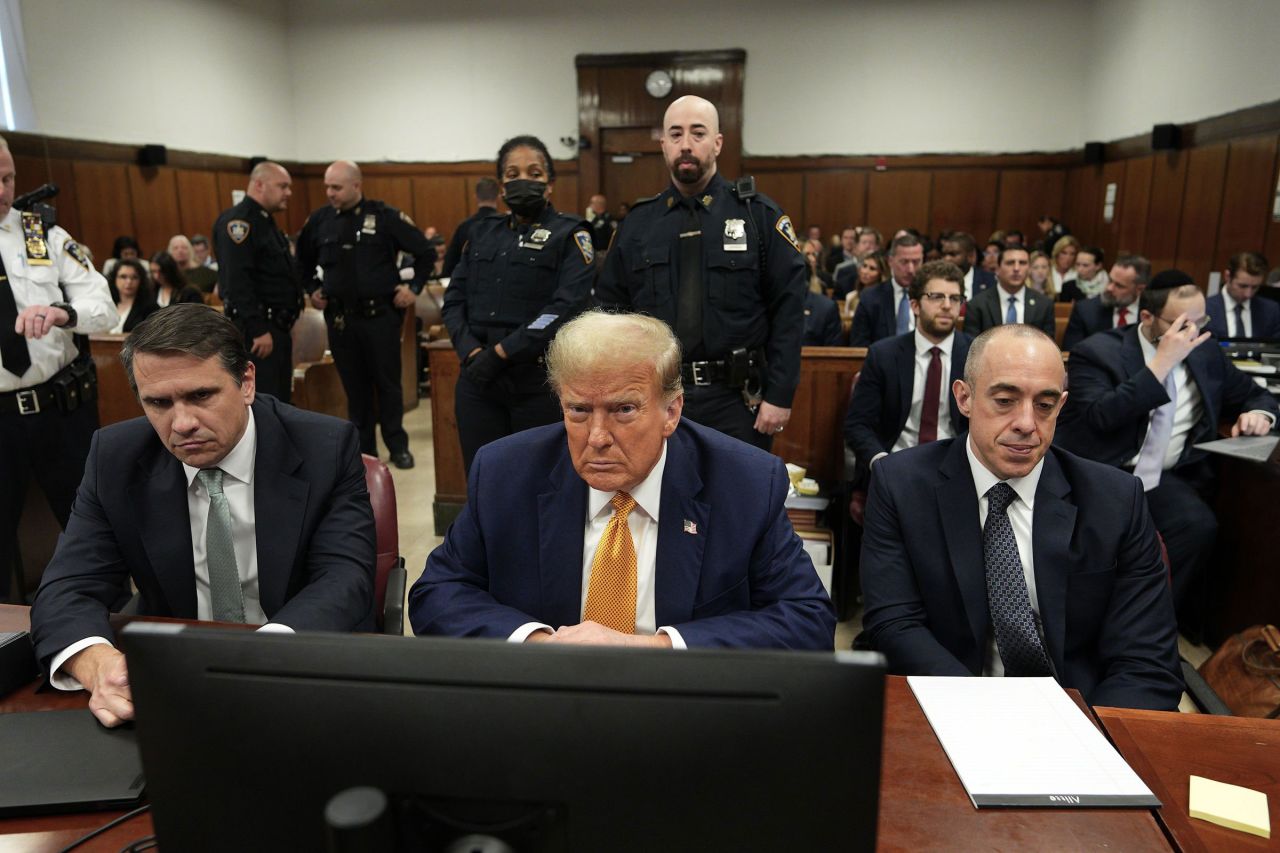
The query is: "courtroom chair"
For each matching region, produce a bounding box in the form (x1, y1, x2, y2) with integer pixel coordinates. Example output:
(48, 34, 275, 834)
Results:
(362, 453, 407, 636)
(1055, 316, 1069, 348)
(291, 307, 329, 365)
(1054, 302, 1072, 320)
(202, 291, 223, 308)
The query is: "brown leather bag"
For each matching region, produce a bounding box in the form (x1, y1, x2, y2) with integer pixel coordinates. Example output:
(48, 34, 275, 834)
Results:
(1198, 625, 1280, 718)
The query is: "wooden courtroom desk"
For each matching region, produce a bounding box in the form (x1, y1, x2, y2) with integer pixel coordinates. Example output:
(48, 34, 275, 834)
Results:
(1097, 706, 1280, 852)
(0, 605, 1170, 851)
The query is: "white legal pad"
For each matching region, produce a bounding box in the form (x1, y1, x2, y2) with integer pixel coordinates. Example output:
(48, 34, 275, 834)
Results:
(908, 676, 1160, 808)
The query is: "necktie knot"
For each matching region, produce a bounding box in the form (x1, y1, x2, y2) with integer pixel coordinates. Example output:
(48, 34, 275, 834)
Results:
(198, 468, 225, 497)
(611, 491, 636, 518)
(929, 346, 941, 358)
(986, 482, 1016, 515)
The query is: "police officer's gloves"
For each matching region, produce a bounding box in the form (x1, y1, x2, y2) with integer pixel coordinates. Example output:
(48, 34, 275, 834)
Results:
(464, 347, 505, 388)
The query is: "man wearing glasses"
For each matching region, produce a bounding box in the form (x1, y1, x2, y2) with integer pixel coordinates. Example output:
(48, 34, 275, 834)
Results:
(844, 261, 972, 483)
(1057, 269, 1277, 633)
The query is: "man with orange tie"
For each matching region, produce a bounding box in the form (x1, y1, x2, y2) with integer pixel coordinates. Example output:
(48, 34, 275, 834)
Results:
(1061, 255, 1150, 350)
(408, 310, 834, 649)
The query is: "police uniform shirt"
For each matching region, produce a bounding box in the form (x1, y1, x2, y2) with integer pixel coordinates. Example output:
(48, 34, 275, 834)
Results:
(213, 196, 301, 340)
(0, 207, 114, 390)
(441, 204, 594, 367)
(596, 172, 807, 409)
(296, 198, 435, 300)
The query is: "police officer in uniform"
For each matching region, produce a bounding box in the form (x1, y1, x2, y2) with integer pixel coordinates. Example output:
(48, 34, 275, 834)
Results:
(442, 178, 499, 278)
(597, 95, 806, 449)
(0, 136, 114, 598)
(443, 135, 594, 474)
(296, 160, 433, 470)
(213, 161, 301, 403)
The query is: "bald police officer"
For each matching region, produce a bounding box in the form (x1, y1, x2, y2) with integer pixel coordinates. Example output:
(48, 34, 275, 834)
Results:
(214, 161, 302, 403)
(296, 160, 434, 469)
(596, 96, 806, 449)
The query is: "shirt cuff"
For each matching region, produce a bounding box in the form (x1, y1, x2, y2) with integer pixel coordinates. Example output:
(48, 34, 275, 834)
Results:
(509, 622, 553, 643)
(657, 626, 687, 650)
(870, 451, 889, 466)
(1247, 409, 1277, 427)
(256, 623, 295, 634)
(47, 636, 113, 691)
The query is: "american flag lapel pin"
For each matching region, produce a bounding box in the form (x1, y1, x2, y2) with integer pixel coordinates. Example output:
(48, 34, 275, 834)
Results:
(683, 519, 698, 535)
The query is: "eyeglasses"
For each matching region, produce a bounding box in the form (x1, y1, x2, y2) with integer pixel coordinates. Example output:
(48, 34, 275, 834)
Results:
(919, 293, 965, 305)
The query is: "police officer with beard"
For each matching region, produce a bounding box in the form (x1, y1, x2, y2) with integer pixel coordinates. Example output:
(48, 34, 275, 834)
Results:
(442, 135, 594, 473)
(597, 95, 806, 450)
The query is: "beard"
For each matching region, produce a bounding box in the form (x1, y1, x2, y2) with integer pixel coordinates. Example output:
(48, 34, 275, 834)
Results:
(671, 154, 707, 186)
(919, 313, 955, 338)
(1099, 291, 1118, 308)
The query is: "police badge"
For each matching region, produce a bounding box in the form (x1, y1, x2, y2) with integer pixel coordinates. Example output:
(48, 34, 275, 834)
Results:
(227, 219, 251, 244)
(723, 218, 747, 252)
(21, 212, 52, 266)
(362, 214, 377, 235)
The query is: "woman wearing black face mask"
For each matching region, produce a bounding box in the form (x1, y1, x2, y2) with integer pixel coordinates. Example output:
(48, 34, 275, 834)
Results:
(442, 134, 596, 473)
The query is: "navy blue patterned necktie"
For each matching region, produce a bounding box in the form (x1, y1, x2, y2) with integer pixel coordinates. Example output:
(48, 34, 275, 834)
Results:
(983, 483, 1053, 677)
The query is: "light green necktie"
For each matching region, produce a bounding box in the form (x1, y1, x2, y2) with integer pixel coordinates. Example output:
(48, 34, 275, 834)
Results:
(197, 468, 246, 623)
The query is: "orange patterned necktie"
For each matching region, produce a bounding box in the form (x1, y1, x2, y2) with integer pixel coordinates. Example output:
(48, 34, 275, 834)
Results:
(583, 491, 638, 633)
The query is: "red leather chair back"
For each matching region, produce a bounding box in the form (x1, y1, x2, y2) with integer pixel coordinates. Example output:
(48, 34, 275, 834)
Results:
(361, 454, 400, 628)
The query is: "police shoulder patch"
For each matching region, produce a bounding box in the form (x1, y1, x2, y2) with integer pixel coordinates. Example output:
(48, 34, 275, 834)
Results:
(227, 219, 251, 244)
(573, 230, 595, 265)
(399, 210, 416, 227)
(64, 240, 93, 272)
(775, 215, 803, 254)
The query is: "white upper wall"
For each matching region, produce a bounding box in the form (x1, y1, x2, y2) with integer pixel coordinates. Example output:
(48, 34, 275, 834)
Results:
(15, 0, 1279, 161)
(20, 0, 294, 158)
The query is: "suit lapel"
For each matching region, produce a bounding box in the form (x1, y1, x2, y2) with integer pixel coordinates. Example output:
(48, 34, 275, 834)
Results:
(130, 449, 196, 616)
(935, 438, 987, 652)
(948, 334, 969, 428)
(252, 402, 310, 615)
(537, 449, 590, 628)
(1030, 452, 1075, 671)
(654, 428, 707, 627)
(1120, 327, 1145, 381)
(894, 334, 914, 433)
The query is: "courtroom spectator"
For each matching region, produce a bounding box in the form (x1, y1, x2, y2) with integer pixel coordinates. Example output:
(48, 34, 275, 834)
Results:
(987, 229, 1007, 246)
(855, 226, 882, 256)
(102, 235, 142, 280)
(1050, 235, 1081, 299)
(842, 252, 888, 319)
(1059, 245, 1107, 301)
(802, 240, 843, 346)
(980, 239, 1001, 273)
(586, 193, 617, 253)
(802, 239, 834, 295)
(939, 232, 995, 301)
(924, 239, 942, 262)
(1056, 271, 1278, 629)
(806, 224, 822, 244)
(1004, 229, 1025, 248)
(191, 234, 217, 270)
(442, 177, 500, 277)
(107, 258, 158, 334)
(962, 245, 1055, 338)
(1037, 215, 1069, 254)
(1206, 251, 1280, 340)
(860, 324, 1183, 710)
(849, 234, 924, 346)
(149, 251, 204, 307)
(844, 260, 971, 481)
(1061, 254, 1149, 350)
(168, 234, 219, 293)
(827, 227, 859, 274)
(1026, 250, 1055, 297)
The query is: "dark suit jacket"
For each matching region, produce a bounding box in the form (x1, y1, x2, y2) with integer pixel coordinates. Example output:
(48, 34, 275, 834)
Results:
(802, 290, 844, 346)
(844, 331, 971, 468)
(860, 439, 1183, 710)
(970, 268, 996, 296)
(408, 419, 835, 649)
(31, 396, 376, 671)
(118, 300, 158, 333)
(1056, 327, 1279, 469)
(849, 281, 910, 346)
(1061, 295, 1128, 350)
(963, 284, 1056, 338)
(1205, 292, 1280, 340)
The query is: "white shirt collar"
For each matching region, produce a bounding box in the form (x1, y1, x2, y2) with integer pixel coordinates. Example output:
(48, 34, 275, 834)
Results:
(1137, 324, 1158, 362)
(913, 328, 955, 358)
(965, 434, 1045, 510)
(997, 285, 1025, 305)
(587, 439, 667, 523)
(1222, 289, 1248, 312)
(183, 407, 257, 488)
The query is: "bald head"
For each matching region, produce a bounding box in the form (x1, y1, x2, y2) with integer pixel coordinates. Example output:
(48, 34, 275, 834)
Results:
(247, 161, 291, 213)
(324, 160, 363, 211)
(660, 96, 724, 196)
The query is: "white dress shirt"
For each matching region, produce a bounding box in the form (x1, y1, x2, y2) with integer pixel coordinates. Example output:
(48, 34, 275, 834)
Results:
(963, 267, 975, 302)
(891, 280, 916, 333)
(49, 410, 291, 691)
(997, 286, 1026, 325)
(966, 438, 1048, 678)
(1051, 268, 1077, 295)
(1222, 290, 1252, 338)
(0, 208, 115, 390)
(890, 329, 956, 453)
(509, 442, 687, 648)
(1127, 330, 1204, 471)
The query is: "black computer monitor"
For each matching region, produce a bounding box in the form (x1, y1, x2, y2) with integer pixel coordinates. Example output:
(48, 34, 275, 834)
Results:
(122, 625, 885, 852)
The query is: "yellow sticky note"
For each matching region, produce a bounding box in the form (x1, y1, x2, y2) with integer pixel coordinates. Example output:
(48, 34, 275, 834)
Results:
(1188, 775, 1270, 839)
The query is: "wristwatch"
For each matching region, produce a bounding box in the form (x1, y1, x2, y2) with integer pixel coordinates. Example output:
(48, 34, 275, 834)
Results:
(51, 301, 77, 328)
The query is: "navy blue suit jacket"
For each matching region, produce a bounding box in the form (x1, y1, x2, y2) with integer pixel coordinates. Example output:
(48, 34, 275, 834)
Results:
(963, 284, 1056, 338)
(802, 290, 844, 346)
(849, 281, 906, 346)
(1061, 295, 1123, 351)
(844, 331, 971, 468)
(1056, 327, 1279, 468)
(971, 268, 996, 296)
(31, 396, 376, 671)
(409, 419, 835, 649)
(1205, 293, 1280, 340)
(860, 438, 1183, 710)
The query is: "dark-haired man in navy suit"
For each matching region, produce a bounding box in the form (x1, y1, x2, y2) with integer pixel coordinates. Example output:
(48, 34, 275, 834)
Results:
(963, 246, 1056, 338)
(410, 311, 834, 650)
(849, 233, 924, 346)
(1061, 254, 1150, 350)
(845, 260, 971, 479)
(31, 304, 375, 728)
(1206, 251, 1280, 340)
(861, 325, 1182, 710)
